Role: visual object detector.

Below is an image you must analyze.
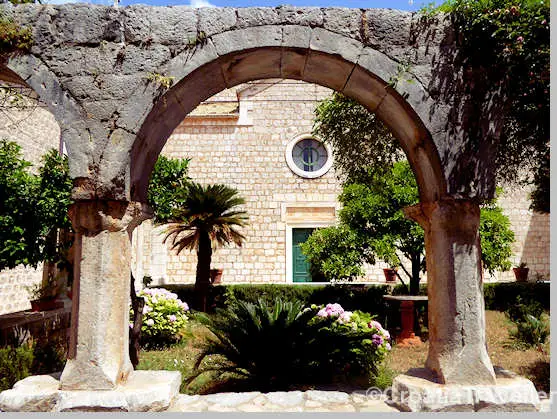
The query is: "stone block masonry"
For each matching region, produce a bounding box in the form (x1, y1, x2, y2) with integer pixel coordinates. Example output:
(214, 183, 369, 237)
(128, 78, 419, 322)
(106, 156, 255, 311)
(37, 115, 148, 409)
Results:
(133, 79, 550, 287)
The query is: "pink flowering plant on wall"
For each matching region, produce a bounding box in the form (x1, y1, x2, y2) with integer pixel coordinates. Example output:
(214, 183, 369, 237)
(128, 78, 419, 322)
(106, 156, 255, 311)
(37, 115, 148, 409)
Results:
(306, 303, 391, 385)
(130, 288, 189, 348)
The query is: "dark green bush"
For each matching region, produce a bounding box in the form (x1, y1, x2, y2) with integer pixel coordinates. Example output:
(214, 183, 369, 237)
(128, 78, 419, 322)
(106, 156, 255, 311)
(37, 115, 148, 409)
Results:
(159, 281, 547, 338)
(484, 282, 550, 312)
(160, 283, 395, 317)
(505, 294, 550, 348)
(31, 335, 67, 375)
(0, 342, 34, 391)
(510, 313, 550, 348)
(186, 298, 318, 392)
(186, 298, 391, 393)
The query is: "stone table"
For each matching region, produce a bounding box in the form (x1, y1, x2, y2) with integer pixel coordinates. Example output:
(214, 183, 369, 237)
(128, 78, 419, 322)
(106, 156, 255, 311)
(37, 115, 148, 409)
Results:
(383, 295, 428, 347)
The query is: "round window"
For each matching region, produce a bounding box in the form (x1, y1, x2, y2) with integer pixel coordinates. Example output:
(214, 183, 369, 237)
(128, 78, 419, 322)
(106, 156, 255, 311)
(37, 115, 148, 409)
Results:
(285, 134, 333, 179)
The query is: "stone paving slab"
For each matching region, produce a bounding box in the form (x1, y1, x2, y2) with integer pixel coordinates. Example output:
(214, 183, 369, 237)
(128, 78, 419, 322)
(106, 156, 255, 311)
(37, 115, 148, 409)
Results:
(167, 391, 401, 412)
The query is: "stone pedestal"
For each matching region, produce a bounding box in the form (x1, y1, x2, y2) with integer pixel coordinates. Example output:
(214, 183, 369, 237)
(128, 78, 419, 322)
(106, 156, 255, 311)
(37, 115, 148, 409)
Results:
(60, 201, 151, 391)
(389, 368, 541, 412)
(397, 301, 422, 347)
(404, 198, 495, 385)
(0, 371, 181, 412)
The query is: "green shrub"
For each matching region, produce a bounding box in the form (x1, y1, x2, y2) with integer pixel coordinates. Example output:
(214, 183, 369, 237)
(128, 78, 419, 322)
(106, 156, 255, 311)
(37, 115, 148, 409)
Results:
(132, 288, 190, 349)
(187, 298, 316, 392)
(308, 304, 391, 385)
(484, 282, 550, 312)
(505, 295, 545, 323)
(510, 313, 550, 348)
(505, 295, 550, 349)
(0, 342, 34, 391)
(186, 299, 391, 392)
(30, 335, 67, 375)
(371, 362, 397, 390)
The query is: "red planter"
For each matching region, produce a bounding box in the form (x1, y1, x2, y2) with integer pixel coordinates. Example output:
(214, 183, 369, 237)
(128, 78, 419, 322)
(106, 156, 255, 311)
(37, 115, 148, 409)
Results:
(513, 267, 529, 282)
(30, 297, 63, 312)
(210, 269, 223, 284)
(383, 268, 398, 283)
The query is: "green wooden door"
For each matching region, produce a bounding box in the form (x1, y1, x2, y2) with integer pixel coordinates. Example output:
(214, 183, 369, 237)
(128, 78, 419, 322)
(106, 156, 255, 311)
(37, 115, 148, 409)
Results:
(292, 228, 315, 283)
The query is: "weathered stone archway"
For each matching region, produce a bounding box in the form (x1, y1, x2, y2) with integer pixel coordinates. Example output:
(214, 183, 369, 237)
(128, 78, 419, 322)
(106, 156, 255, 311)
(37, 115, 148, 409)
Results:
(0, 3, 538, 412)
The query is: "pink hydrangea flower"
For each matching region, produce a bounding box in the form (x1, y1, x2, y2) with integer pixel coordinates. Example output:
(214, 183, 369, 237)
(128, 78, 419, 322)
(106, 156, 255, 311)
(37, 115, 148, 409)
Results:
(386, 342, 392, 351)
(324, 303, 344, 317)
(317, 308, 328, 317)
(142, 305, 152, 314)
(145, 319, 155, 326)
(368, 320, 383, 331)
(168, 314, 177, 322)
(517, 36, 524, 43)
(180, 301, 189, 311)
(371, 334, 384, 346)
(338, 311, 353, 324)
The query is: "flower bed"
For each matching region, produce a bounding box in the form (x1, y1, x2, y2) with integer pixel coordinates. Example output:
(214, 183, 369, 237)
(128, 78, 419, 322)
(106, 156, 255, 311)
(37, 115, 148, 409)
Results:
(307, 303, 391, 384)
(131, 288, 190, 349)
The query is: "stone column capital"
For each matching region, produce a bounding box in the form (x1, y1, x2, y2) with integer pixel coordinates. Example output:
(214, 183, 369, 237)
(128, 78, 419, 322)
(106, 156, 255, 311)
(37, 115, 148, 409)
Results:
(403, 197, 480, 239)
(69, 200, 153, 235)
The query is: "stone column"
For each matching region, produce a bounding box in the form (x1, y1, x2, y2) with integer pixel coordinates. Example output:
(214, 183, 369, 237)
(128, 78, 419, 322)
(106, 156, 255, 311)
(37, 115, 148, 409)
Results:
(60, 201, 150, 391)
(404, 198, 496, 385)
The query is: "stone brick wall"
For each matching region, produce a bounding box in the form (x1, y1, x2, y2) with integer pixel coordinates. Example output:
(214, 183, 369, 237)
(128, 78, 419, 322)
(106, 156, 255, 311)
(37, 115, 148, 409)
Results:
(486, 184, 550, 282)
(0, 86, 60, 315)
(133, 80, 550, 287)
(134, 80, 344, 285)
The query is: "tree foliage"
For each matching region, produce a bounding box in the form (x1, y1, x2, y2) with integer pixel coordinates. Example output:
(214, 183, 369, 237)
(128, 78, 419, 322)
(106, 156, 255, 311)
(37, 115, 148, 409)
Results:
(427, 0, 550, 212)
(313, 92, 401, 183)
(147, 155, 191, 224)
(302, 161, 515, 294)
(0, 140, 72, 270)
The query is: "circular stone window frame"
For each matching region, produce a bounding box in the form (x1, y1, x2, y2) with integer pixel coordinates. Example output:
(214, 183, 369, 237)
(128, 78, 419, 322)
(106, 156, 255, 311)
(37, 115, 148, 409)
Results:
(285, 133, 334, 179)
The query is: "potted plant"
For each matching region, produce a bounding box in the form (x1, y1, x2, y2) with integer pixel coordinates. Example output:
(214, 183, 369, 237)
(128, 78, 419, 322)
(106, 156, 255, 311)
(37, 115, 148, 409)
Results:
(513, 262, 529, 282)
(26, 276, 64, 312)
(210, 268, 223, 285)
(383, 266, 398, 283)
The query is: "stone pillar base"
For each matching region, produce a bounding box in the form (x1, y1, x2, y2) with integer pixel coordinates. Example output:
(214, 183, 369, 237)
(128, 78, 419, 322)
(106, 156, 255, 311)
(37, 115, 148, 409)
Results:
(389, 368, 541, 412)
(0, 371, 181, 412)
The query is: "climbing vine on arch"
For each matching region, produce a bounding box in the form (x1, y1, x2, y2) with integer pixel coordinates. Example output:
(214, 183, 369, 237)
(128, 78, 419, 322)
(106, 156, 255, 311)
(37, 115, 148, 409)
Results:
(426, 0, 550, 212)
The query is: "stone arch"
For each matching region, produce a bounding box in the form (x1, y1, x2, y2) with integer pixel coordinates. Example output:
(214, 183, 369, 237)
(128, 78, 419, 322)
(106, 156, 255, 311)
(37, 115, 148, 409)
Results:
(0, 7, 504, 403)
(131, 29, 447, 204)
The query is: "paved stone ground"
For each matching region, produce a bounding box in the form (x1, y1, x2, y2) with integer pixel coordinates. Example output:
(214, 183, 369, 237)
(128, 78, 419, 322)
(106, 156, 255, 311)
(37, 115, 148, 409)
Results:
(168, 391, 553, 413)
(168, 390, 399, 412)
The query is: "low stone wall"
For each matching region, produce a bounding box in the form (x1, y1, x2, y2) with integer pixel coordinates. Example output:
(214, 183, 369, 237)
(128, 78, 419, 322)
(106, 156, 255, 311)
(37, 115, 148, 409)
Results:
(0, 265, 43, 315)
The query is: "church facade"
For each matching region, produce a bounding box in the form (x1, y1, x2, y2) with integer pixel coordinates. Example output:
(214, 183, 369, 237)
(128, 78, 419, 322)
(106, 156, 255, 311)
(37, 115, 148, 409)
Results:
(0, 79, 550, 314)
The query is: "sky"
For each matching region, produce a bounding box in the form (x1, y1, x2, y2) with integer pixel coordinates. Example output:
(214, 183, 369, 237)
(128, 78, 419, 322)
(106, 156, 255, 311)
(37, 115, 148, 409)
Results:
(44, 0, 433, 12)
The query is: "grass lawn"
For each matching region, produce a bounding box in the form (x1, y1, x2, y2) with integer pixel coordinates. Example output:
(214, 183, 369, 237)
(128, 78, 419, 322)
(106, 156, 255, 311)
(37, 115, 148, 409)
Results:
(137, 310, 550, 394)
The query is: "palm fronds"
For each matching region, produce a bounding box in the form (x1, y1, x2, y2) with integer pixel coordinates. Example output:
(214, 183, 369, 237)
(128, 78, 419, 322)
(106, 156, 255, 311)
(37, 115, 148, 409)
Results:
(184, 298, 319, 392)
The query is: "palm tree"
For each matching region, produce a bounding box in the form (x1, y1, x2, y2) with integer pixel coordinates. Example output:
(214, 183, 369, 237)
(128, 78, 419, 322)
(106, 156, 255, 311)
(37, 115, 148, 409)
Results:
(164, 183, 248, 311)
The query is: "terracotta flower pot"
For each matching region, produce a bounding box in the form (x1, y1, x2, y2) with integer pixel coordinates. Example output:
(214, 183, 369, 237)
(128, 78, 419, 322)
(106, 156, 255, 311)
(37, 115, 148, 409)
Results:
(513, 267, 529, 282)
(383, 268, 398, 283)
(30, 297, 63, 312)
(210, 269, 223, 284)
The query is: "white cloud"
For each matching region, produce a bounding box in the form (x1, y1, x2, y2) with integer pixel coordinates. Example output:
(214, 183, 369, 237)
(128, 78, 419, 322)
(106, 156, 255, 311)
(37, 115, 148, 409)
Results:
(189, 0, 216, 8)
